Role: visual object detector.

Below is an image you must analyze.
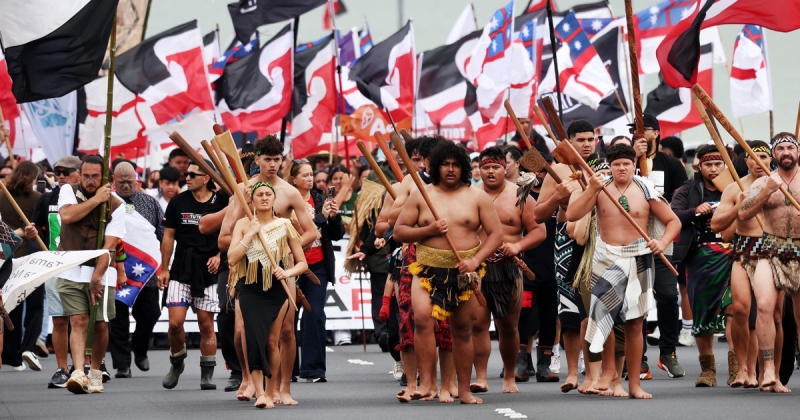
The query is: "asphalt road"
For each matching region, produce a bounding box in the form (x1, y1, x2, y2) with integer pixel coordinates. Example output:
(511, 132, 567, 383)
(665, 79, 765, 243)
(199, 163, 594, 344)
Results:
(1, 340, 798, 420)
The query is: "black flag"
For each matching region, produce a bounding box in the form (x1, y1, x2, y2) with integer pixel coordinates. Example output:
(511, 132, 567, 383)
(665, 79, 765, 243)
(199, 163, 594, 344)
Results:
(228, 0, 326, 43)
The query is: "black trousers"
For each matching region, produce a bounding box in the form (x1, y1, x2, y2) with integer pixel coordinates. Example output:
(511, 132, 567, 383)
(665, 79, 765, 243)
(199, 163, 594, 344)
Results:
(780, 294, 797, 385)
(533, 286, 558, 347)
(109, 285, 161, 369)
(369, 271, 388, 339)
(643, 256, 680, 360)
(2, 286, 44, 366)
(388, 294, 401, 362)
(216, 269, 241, 379)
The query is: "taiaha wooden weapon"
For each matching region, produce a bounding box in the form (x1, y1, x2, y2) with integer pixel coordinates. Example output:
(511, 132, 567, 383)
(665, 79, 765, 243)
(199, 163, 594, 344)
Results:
(201, 140, 228, 181)
(169, 132, 232, 196)
(539, 97, 586, 187)
(0, 181, 47, 250)
(389, 135, 488, 308)
(505, 100, 562, 184)
(623, 0, 648, 177)
(0, 292, 13, 331)
(373, 132, 405, 181)
(552, 140, 680, 276)
(357, 140, 397, 199)
(693, 84, 800, 212)
(399, 129, 415, 142)
(691, 94, 764, 229)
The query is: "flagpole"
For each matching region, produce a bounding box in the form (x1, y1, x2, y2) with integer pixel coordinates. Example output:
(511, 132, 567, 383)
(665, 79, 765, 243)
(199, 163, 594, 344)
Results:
(0, 108, 15, 169)
(141, 0, 154, 42)
(329, 1, 351, 171)
(470, 2, 479, 28)
(280, 17, 300, 145)
(623, 0, 648, 176)
(215, 23, 222, 53)
(87, 11, 118, 365)
(545, 0, 562, 120)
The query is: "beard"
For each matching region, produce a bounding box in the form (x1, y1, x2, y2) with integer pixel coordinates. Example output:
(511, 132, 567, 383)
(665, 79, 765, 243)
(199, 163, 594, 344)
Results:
(778, 156, 798, 171)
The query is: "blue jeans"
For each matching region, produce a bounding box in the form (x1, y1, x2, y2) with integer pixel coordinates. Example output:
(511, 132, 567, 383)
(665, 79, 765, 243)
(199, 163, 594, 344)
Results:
(298, 262, 328, 378)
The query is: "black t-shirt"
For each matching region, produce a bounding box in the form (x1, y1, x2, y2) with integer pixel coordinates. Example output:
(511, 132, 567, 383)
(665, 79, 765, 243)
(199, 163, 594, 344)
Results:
(696, 187, 723, 243)
(164, 189, 229, 266)
(525, 190, 557, 288)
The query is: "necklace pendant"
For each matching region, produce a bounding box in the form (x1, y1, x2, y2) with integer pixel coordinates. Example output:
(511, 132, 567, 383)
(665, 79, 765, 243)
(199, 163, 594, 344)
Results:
(619, 195, 630, 212)
(787, 188, 793, 206)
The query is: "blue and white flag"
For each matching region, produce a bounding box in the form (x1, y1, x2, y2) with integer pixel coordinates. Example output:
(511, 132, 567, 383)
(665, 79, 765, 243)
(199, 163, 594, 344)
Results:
(22, 91, 77, 168)
(115, 210, 161, 307)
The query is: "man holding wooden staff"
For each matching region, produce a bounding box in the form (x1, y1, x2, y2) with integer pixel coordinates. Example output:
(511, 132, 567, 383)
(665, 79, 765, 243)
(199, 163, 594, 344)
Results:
(218, 135, 317, 405)
(471, 146, 546, 394)
(533, 120, 594, 393)
(738, 132, 800, 391)
(394, 141, 503, 405)
(57, 155, 127, 394)
(566, 144, 681, 399)
(710, 141, 773, 389)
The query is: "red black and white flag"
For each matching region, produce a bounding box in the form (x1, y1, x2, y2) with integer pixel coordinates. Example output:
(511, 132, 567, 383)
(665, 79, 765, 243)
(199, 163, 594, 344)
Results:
(348, 21, 415, 122)
(657, 0, 800, 88)
(216, 24, 294, 136)
(0, 0, 119, 103)
(290, 34, 338, 159)
(323, 0, 347, 31)
(228, 0, 326, 43)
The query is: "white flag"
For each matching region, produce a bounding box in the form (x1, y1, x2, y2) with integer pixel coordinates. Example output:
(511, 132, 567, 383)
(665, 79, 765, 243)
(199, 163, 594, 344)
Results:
(22, 91, 77, 167)
(446, 3, 477, 45)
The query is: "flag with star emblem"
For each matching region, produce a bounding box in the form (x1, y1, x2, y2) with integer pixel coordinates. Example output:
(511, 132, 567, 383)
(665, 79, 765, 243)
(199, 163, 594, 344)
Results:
(730, 25, 771, 118)
(115, 210, 161, 307)
(465, 0, 515, 122)
(579, 17, 617, 38)
(209, 37, 260, 82)
(539, 11, 615, 110)
(634, 0, 725, 75)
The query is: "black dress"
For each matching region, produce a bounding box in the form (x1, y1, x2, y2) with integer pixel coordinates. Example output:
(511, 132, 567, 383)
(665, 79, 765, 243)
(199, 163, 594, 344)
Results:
(238, 262, 288, 376)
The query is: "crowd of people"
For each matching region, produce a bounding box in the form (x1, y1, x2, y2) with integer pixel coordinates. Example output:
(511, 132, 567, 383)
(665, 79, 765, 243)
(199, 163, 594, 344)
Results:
(1, 114, 800, 407)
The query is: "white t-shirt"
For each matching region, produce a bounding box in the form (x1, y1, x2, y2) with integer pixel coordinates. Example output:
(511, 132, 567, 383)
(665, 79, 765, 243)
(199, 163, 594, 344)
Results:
(56, 186, 126, 283)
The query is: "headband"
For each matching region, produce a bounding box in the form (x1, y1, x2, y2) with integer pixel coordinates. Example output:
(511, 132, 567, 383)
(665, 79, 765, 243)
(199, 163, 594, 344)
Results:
(698, 154, 723, 163)
(593, 161, 610, 172)
(240, 151, 255, 159)
(746, 146, 771, 158)
(250, 181, 275, 196)
(772, 136, 799, 149)
(480, 158, 507, 168)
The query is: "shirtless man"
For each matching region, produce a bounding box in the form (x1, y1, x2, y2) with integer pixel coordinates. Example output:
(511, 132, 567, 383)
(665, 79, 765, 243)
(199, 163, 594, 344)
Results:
(566, 144, 680, 399)
(389, 137, 459, 403)
(710, 140, 772, 389)
(219, 135, 317, 405)
(395, 141, 503, 404)
(471, 147, 546, 393)
(738, 132, 800, 392)
(533, 120, 594, 393)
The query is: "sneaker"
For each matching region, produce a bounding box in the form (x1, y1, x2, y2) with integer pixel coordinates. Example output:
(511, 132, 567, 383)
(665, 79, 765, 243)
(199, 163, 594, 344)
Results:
(22, 351, 42, 371)
(12, 364, 26, 372)
(550, 352, 561, 374)
(305, 375, 327, 383)
(99, 360, 111, 383)
(35, 339, 50, 358)
(658, 352, 686, 378)
(49, 368, 70, 389)
(646, 326, 661, 346)
(678, 329, 696, 347)
(392, 361, 404, 380)
(400, 373, 407, 387)
(640, 361, 652, 380)
(88, 369, 104, 393)
(66, 370, 89, 394)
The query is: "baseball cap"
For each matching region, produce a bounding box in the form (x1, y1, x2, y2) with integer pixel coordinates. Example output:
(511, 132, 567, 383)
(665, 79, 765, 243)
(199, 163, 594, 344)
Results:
(627, 113, 660, 131)
(54, 156, 81, 170)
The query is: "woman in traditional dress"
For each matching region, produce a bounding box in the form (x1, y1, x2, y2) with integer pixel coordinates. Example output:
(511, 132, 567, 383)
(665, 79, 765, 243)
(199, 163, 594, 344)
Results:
(228, 182, 308, 409)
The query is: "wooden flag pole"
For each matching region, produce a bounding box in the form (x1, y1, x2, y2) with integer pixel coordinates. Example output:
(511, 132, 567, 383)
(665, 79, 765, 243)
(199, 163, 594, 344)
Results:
(795, 101, 800, 138)
(0, 181, 47, 250)
(357, 140, 397, 199)
(0, 108, 16, 169)
(691, 94, 764, 230)
(693, 84, 800, 213)
(545, 0, 563, 120)
(389, 135, 487, 308)
(554, 140, 679, 276)
(623, 0, 648, 177)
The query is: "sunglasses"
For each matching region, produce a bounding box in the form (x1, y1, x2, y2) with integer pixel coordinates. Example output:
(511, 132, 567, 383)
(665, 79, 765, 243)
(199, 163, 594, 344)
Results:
(186, 172, 206, 179)
(293, 158, 309, 165)
(54, 168, 77, 176)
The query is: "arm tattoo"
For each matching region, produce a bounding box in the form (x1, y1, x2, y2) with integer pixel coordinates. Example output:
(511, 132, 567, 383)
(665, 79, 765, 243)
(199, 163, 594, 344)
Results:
(760, 348, 775, 362)
(740, 185, 763, 212)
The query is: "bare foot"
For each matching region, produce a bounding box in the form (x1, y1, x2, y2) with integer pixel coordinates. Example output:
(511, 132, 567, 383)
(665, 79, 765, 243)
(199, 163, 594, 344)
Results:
(612, 383, 629, 398)
(730, 372, 746, 388)
(448, 386, 458, 399)
(760, 371, 777, 390)
(503, 378, 519, 394)
(273, 391, 282, 405)
(469, 382, 488, 393)
(578, 377, 594, 394)
(254, 395, 269, 409)
(459, 392, 483, 404)
(743, 375, 759, 389)
(589, 387, 614, 396)
(772, 382, 792, 393)
(397, 389, 412, 403)
(560, 377, 579, 393)
(410, 390, 437, 401)
(281, 392, 298, 406)
(237, 382, 255, 401)
(629, 387, 652, 399)
(439, 389, 454, 403)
